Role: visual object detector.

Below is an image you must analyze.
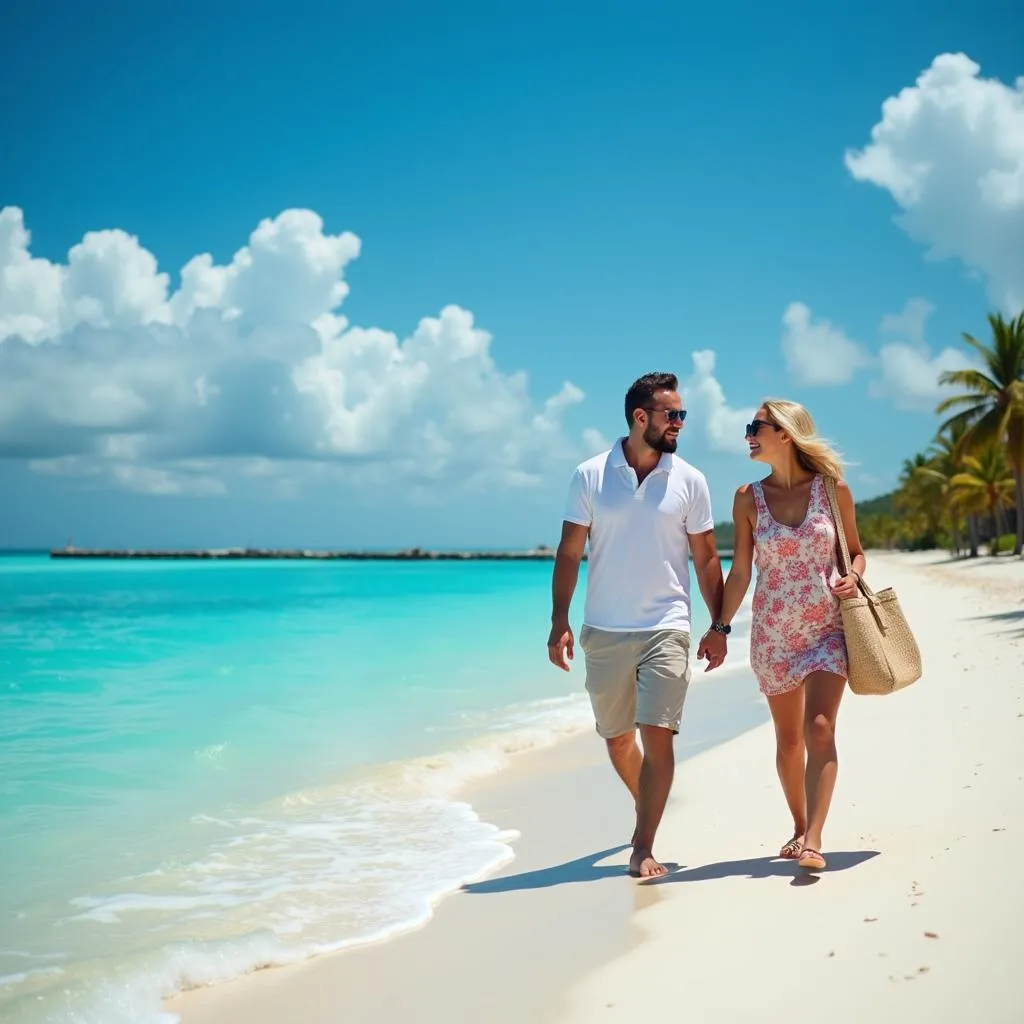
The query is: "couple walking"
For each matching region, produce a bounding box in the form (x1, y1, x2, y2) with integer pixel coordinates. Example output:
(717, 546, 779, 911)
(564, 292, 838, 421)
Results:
(547, 372, 866, 878)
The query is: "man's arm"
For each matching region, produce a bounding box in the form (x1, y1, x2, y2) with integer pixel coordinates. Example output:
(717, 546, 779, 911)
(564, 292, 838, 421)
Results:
(684, 472, 725, 655)
(548, 521, 589, 670)
(690, 529, 726, 671)
(687, 468, 727, 670)
(689, 528, 725, 625)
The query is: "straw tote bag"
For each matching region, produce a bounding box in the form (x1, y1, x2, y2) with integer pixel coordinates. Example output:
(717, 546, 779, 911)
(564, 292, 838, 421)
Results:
(823, 476, 922, 695)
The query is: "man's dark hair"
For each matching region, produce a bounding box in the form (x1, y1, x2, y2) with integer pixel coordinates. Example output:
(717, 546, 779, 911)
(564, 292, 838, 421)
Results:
(624, 372, 678, 427)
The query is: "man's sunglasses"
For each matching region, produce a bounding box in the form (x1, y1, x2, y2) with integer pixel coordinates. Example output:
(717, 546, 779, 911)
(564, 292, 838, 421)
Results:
(644, 408, 687, 423)
(744, 418, 779, 437)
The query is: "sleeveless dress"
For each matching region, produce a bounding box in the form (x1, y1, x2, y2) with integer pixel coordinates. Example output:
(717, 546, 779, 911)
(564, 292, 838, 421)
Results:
(749, 474, 848, 697)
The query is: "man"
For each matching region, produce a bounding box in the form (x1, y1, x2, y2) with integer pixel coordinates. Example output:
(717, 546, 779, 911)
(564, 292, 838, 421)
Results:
(547, 371, 728, 878)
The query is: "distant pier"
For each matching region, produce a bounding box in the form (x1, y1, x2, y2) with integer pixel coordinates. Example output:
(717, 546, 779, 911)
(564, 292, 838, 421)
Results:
(49, 545, 733, 562)
(49, 546, 563, 561)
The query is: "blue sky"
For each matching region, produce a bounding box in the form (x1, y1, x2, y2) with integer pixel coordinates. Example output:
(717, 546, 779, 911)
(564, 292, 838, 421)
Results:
(1, 1, 1020, 549)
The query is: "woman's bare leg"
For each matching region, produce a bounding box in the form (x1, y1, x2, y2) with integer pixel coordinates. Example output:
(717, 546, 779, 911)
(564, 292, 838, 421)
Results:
(802, 671, 847, 855)
(766, 686, 807, 852)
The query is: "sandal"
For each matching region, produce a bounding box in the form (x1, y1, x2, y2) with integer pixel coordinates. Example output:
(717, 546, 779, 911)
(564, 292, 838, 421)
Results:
(798, 847, 827, 871)
(779, 836, 804, 859)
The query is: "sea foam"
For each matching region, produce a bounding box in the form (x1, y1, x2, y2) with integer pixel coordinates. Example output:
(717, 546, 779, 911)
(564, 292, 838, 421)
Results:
(1, 553, 756, 1024)
(1, 692, 595, 1024)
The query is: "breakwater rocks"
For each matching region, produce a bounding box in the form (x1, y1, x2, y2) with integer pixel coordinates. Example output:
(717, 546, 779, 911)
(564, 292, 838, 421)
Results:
(50, 546, 733, 562)
(49, 546, 564, 561)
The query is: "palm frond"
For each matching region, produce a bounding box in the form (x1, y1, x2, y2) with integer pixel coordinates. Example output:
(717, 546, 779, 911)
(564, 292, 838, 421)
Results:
(948, 473, 985, 490)
(959, 331, 997, 374)
(937, 407, 986, 442)
(936, 368, 1002, 394)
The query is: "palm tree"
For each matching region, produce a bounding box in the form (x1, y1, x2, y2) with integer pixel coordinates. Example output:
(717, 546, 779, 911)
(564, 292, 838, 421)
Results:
(949, 439, 1016, 550)
(918, 421, 972, 556)
(937, 312, 1024, 556)
(896, 453, 944, 549)
(872, 514, 906, 551)
(857, 513, 899, 551)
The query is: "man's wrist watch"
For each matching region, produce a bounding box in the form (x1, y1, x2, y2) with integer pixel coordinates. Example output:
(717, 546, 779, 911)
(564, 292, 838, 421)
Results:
(710, 621, 731, 635)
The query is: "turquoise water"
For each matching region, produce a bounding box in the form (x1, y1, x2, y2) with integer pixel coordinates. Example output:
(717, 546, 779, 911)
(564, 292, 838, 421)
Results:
(0, 554, 755, 1023)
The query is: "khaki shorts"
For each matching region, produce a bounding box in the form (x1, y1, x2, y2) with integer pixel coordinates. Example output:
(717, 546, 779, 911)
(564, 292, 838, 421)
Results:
(579, 626, 692, 739)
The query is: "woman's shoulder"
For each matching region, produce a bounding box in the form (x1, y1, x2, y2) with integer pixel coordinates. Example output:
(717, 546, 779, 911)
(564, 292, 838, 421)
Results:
(827, 476, 854, 499)
(733, 482, 759, 510)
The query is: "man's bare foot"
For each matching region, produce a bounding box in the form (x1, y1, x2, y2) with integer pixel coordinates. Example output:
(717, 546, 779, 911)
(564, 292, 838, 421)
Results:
(628, 847, 667, 878)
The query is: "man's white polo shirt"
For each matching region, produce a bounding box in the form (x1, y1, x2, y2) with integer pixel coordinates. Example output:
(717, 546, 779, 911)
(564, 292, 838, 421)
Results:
(562, 439, 715, 633)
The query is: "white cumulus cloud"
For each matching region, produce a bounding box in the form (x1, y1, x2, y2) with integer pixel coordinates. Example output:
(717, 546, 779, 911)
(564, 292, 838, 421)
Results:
(581, 428, 611, 454)
(871, 345, 976, 412)
(0, 207, 595, 496)
(869, 297, 977, 412)
(845, 52, 1024, 314)
(879, 297, 934, 347)
(681, 350, 755, 455)
(781, 302, 870, 386)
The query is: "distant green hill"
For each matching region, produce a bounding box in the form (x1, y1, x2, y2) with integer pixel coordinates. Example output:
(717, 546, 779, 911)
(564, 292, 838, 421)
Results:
(713, 521, 735, 549)
(854, 491, 897, 517)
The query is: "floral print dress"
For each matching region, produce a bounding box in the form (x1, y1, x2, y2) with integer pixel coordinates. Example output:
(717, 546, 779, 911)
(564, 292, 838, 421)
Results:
(749, 474, 848, 697)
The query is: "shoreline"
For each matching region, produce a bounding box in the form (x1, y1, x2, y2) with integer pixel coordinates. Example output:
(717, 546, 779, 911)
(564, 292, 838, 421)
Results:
(2, 552, 746, 1024)
(168, 731, 641, 1024)
(170, 551, 1024, 1023)
(1, 691, 596, 1023)
(168, 646, 766, 1023)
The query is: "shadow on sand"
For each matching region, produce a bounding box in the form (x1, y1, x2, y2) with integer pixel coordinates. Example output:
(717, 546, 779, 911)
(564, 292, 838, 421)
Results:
(927, 554, 1020, 570)
(462, 845, 645, 894)
(641, 849, 881, 888)
(965, 607, 1024, 640)
(462, 846, 879, 895)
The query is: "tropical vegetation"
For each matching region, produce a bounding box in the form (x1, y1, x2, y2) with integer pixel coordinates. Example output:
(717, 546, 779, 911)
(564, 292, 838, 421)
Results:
(713, 312, 1024, 559)
(854, 311, 1023, 557)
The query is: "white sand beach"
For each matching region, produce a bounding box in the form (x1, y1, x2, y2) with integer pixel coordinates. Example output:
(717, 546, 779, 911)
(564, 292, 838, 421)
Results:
(170, 551, 1024, 1024)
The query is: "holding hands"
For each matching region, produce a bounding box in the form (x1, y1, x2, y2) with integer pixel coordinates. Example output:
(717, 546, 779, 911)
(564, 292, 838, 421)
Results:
(697, 626, 728, 672)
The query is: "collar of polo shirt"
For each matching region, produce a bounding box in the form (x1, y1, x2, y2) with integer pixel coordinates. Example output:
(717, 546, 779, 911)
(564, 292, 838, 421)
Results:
(610, 437, 675, 474)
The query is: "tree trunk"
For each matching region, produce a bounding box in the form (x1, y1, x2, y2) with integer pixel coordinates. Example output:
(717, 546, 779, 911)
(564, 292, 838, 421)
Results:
(967, 514, 980, 558)
(995, 504, 1008, 541)
(1008, 422, 1024, 557)
(1015, 465, 1024, 557)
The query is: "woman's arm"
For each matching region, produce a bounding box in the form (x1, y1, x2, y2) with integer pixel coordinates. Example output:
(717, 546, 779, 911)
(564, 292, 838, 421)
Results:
(831, 479, 867, 598)
(719, 486, 756, 627)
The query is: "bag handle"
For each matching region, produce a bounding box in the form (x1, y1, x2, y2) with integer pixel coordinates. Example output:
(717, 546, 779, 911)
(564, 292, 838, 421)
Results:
(823, 475, 874, 600)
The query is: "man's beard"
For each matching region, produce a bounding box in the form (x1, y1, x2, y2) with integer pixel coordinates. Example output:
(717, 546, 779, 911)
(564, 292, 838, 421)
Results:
(644, 425, 677, 453)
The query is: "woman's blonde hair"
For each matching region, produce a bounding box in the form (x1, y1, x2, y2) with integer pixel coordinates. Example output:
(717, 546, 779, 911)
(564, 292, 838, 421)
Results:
(761, 398, 844, 480)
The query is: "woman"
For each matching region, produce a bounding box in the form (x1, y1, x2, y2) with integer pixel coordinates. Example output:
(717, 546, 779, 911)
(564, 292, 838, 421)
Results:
(718, 399, 865, 871)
